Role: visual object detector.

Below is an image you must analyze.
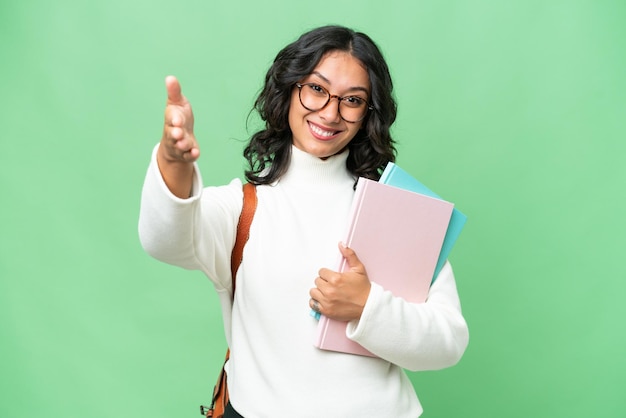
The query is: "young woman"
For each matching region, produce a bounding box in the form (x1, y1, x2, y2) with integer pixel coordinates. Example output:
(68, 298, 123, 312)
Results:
(139, 25, 468, 418)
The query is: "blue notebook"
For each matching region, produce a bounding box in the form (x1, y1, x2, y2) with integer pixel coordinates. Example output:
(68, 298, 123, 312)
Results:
(379, 162, 467, 283)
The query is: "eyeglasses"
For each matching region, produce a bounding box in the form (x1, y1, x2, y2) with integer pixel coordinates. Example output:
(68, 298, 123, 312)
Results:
(295, 83, 374, 123)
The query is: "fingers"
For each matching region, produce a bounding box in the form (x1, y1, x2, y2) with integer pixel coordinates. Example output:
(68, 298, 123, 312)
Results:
(309, 298, 321, 313)
(316, 243, 364, 286)
(163, 110, 195, 155)
(164, 110, 179, 134)
(310, 279, 325, 297)
(160, 75, 199, 163)
(309, 273, 333, 316)
(310, 277, 326, 314)
(164, 106, 186, 137)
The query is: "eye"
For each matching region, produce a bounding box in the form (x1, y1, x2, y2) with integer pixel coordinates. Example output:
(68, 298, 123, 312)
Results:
(306, 83, 327, 96)
(342, 96, 366, 108)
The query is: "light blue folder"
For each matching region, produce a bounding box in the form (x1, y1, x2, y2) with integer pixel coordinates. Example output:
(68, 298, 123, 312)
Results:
(379, 163, 467, 283)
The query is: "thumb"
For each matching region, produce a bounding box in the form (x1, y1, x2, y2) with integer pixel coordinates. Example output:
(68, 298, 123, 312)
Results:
(165, 75, 185, 104)
(338, 242, 363, 271)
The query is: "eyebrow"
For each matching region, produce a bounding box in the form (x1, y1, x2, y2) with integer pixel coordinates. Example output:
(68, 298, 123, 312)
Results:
(310, 71, 370, 95)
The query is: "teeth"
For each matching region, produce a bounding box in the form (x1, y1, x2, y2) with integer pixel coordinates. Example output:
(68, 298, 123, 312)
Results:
(310, 123, 336, 137)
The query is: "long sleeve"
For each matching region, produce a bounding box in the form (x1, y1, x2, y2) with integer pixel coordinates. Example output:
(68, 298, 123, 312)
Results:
(138, 145, 243, 290)
(347, 261, 469, 371)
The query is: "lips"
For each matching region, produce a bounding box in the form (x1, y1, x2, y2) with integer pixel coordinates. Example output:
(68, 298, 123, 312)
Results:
(308, 121, 341, 140)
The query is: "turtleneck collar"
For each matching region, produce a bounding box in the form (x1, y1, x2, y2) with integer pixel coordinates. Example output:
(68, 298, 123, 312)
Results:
(274, 145, 355, 190)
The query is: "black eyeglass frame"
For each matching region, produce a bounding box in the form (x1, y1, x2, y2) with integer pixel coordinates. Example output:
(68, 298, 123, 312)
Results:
(295, 83, 375, 123)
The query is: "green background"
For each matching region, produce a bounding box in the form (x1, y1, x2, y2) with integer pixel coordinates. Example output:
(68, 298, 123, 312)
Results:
(2, 0, 625, 417)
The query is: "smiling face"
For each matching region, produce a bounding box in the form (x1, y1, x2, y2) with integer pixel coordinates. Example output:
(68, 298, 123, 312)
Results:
(288, 50, 370, 159)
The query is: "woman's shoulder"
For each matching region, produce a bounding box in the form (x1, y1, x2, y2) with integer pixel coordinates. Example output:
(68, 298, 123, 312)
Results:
(200, 177, 246, 209)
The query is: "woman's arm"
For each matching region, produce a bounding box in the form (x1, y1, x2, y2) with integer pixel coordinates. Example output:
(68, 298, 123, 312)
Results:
(138, 76, 244, 290)
(346, 262, 470, 371)
(138, 147, 244, 289)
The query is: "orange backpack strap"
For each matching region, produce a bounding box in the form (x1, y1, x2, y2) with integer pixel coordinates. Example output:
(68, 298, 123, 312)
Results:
(230, 182, 258, 292)
(203, 182, 257, 418)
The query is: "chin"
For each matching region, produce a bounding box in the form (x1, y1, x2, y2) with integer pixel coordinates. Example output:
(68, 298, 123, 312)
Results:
(307, 144, 336, 158)
(315, 146, 348, 160)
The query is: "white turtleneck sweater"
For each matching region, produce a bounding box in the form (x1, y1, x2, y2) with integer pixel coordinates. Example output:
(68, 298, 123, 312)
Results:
(139, 145, 469, 418)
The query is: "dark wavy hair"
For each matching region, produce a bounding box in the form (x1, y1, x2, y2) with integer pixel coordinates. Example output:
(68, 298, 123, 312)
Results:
(244, 25, 397, 185)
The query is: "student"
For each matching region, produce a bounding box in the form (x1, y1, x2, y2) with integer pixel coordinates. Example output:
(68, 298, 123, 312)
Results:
(139, 25, 469, 418)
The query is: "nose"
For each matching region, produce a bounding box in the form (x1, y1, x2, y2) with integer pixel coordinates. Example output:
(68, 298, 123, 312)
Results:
(318, 96, 342, 123)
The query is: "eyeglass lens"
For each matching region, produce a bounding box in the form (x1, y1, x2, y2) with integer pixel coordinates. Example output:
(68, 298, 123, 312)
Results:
(298, 83, 369, 123)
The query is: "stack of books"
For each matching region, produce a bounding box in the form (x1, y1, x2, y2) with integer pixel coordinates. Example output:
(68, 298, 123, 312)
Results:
(313, 162, 467, 357)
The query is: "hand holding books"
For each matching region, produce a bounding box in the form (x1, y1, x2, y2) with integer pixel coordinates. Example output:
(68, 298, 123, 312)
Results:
(309, 242, 372, 322)
(312, 162, 467, 357)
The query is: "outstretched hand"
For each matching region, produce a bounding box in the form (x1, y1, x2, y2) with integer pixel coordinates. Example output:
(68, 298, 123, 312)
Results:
(156, 76, 199, 198)
(309, 243, 371, 322)
(160, 75, 200, 163)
